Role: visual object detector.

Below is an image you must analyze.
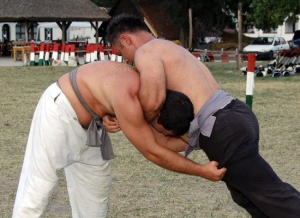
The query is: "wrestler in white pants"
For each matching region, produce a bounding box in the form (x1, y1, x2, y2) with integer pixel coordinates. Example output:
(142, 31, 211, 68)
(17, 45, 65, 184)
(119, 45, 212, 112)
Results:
(13, 83, 112, 218)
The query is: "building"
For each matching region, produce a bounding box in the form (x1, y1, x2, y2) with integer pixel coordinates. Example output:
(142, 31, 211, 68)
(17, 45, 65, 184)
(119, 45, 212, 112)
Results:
(0, 22, 99, 44)
(244, 16, 300, 41)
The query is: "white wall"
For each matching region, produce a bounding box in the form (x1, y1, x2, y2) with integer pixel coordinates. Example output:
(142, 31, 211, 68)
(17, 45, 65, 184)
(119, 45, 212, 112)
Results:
(243, 16, 300, 41)
(0, 22, 99, 43)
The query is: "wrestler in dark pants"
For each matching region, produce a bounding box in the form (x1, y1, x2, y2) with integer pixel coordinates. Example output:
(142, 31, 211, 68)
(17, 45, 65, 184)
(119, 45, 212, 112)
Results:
(200, 99, 300, 218)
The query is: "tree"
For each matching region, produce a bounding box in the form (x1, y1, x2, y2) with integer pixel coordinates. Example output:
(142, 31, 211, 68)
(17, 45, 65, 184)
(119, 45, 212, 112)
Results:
(160, 0, 249, 32)
(249, 0, 300, 30)
(89, 0, 300, 37)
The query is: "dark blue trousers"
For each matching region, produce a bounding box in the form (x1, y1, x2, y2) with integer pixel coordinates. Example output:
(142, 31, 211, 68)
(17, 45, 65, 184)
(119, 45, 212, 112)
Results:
(199, 99, 300, 217)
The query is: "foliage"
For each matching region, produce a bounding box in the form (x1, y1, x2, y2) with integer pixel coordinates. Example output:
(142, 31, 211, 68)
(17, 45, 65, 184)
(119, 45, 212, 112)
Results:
(90, 0, 300, 35)
(250, 0, 300, 30)
(160, 0, 246, 32)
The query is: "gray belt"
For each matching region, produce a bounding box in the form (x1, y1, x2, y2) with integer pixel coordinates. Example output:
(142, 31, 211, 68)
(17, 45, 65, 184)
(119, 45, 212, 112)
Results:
(186, 89, 234, 157)
(69, 68, 114, 160)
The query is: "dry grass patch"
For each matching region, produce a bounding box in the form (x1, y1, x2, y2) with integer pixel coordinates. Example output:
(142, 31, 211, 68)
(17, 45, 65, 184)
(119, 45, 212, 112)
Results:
(1, 63, 300, 217)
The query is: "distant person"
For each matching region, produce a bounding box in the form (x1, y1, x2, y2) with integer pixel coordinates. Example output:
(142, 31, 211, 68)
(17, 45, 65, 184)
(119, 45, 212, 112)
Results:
(13, 61, 225, 218)
(105, 14, 300, 217)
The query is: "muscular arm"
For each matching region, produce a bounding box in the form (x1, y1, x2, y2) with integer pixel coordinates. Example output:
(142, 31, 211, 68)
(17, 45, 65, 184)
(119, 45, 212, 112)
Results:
(150, 125, 188, 152)
(112, 90, 226, 181)
(134, 48, 166, 122)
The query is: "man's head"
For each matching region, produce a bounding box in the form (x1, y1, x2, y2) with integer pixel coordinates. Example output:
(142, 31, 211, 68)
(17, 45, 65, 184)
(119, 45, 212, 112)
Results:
(106, 14, 150, 62)
(156, 90, 194, 137)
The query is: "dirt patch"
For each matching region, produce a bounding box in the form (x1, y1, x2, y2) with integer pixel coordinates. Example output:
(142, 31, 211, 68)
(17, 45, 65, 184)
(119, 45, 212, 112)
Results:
(209, 31, 254, 51)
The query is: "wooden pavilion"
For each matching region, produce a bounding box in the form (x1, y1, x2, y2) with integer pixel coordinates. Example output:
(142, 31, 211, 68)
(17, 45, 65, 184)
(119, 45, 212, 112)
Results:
(0, 0, 110, 44)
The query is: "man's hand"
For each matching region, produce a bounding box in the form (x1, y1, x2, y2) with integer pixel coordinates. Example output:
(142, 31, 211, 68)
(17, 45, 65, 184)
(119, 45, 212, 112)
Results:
(202, 161, 227, 181)
(102, 115, 121, 133)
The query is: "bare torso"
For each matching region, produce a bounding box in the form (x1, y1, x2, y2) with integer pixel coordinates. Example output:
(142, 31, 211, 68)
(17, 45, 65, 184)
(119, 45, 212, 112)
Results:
(57, 61, 140, 128)
(136, 39, 220, 115)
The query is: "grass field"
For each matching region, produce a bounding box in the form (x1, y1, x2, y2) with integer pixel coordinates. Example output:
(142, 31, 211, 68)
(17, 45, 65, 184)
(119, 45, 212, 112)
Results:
(1, 62, 300, 217)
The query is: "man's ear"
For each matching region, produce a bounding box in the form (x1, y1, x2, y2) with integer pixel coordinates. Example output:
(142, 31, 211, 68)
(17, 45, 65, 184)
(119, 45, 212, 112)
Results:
(119, 34, 132, 46)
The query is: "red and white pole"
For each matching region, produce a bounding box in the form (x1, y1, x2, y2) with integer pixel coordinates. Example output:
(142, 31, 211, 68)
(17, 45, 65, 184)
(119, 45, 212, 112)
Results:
(44, 44, 50, 66)
(246, 54, 256, 109)
(99, 44, 105, 61)
(64, 44, 70, 64)
(92, 44, 98, 62)
(85, 44, 91, 64)
(90, 44, 96, 62)
(60, 44, 65, 62)
(38, 43, 45, 66)
(52, 43, 59, 64)
(110, 49, 117, 61)
(29, 43, 35, 66)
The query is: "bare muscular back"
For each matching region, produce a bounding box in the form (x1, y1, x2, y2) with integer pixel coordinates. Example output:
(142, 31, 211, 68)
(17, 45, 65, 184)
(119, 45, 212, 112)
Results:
(58, 61, 140, 128)
(135, 39, 220, 116)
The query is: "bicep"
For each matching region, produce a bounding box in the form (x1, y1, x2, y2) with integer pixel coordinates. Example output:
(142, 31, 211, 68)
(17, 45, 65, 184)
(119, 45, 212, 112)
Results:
(113, 93, 160, 156)
(135, 51, 167, 121)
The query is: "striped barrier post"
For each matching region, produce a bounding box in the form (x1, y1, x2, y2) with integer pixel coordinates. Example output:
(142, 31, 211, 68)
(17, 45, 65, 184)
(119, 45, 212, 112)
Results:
(117, 54, 123, 63)
(99, 44, 105, 61)
(70, 44, 79, 65)
(70, 44, 75, 58)
(44, 44, 50, 66)
(93, 44, 98, 62)
(90, 44, 96, 62)
(85, 44, 91, 64)
(246, 54, 256, 109)
(110, 49, 117, 61)
(29, 43, 35, 66)
(192, 53, 201, 61)
(52, 43, 59, 64)
(64, 44, 70, 65)
(60, 44, 65, 62)
(38, 43, 45, 66)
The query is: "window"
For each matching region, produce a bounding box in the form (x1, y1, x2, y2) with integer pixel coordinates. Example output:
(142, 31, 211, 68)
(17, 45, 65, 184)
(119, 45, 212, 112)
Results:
(280, 37, 287, 45)
(15, 23, 25, 40)
(44, 28, 53, 40)
(2, 24, 10, 42)
(285, 17, 294, 33)
(15, 23, 38, 41)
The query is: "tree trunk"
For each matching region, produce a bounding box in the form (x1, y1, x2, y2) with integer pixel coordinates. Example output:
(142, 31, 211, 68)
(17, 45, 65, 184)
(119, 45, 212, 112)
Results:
(238, 2, 242, 69)
(189, 8, 192, 48)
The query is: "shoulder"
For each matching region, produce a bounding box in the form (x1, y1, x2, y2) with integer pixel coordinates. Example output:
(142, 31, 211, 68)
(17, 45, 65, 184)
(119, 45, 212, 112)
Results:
(135, 39, 169, 63)
(138, 39, 173, 51)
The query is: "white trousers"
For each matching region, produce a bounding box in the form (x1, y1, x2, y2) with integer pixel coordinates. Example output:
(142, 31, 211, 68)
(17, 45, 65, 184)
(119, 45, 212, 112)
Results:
(12, 83, 112, 218)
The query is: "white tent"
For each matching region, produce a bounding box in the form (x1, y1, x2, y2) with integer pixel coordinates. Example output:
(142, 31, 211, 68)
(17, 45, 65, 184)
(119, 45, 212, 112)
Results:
(36, 22, 96, 42)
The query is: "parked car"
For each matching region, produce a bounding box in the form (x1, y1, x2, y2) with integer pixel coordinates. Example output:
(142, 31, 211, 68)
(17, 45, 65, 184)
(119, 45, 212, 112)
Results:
(243, 36, 290, 60)
(290, 30, 300, 50)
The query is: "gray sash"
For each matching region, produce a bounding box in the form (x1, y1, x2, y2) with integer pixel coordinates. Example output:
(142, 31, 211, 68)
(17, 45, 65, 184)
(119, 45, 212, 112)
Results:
(69, 69, 114, 160)
(186, 89, 234, 157)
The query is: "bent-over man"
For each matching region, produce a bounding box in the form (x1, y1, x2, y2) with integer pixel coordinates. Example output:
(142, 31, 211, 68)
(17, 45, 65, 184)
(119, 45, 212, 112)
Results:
(13, 61, 225, 218)
(106, 14, 300, 217)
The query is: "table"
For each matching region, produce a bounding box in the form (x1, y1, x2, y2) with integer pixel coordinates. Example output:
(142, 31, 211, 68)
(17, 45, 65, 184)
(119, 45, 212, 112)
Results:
(13, 46, 30, 62)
